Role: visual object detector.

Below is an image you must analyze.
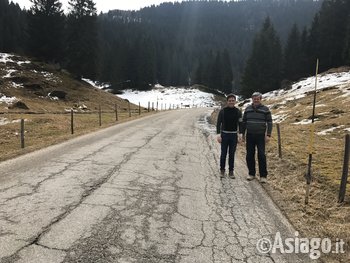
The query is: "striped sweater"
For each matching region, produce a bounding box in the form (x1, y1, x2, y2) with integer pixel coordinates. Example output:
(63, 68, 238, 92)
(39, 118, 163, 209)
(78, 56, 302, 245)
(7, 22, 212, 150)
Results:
(242, 104, 273, 136)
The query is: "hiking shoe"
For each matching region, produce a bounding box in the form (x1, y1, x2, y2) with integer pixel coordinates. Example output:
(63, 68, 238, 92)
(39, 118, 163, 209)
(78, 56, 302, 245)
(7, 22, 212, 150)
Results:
(246, 175, 255, 181)
(229, 171, 235, 179)
(220, 170, 225, 178)
(260, 177, 267, 184)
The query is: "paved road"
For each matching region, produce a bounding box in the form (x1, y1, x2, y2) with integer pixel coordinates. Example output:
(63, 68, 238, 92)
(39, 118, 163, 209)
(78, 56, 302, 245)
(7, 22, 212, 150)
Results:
(0, 108, 306, 263)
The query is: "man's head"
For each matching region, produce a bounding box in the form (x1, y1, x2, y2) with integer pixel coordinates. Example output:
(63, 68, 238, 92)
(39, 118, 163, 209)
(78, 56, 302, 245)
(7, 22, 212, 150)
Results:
(252, 92, 262, 106)
(226, 93, 236, 108)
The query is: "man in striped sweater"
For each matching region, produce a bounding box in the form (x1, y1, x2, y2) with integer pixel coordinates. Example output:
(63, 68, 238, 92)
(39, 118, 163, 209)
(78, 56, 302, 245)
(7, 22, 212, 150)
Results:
(242, 92, 273, 183)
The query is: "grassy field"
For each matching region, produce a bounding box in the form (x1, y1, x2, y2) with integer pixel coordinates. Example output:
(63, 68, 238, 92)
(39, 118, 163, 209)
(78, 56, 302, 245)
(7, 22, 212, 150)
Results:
(0, 110, 154, 162)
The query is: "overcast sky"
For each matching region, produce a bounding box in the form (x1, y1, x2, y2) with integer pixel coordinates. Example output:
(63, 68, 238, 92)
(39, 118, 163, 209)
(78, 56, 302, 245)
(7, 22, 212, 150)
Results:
(11, 0, 181, 12)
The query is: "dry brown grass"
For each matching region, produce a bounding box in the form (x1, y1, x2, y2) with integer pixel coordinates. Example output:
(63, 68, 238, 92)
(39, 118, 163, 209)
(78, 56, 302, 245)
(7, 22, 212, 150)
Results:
(0, 110, 154, 162)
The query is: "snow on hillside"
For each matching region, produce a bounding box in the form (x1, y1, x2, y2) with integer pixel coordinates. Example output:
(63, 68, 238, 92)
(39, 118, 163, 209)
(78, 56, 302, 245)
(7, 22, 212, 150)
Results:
(261, 69, 350, 135)
(264, 70, 350, 102)
(0, 52, 30, 66)
(0, 93, 17, 105)
(117, 85, 218, 109)
(81, 79, 219, 109)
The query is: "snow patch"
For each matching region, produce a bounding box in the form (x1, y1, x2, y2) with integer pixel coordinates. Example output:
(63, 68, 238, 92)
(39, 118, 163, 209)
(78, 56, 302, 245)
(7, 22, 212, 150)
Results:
(118, 86, 217, 108)
(293, 119, 318, 125)
(264, 71, 350, 102)
(317, 125, 345, 135)
(0, 117, 23, 126)
(82, 78, 110, 90)
(0, 53, 15, 63)
(4, 69, 17, 78)
(0, 53, 31, 66)
(273, 113, 288, 123)
(0, 93, 17, 104)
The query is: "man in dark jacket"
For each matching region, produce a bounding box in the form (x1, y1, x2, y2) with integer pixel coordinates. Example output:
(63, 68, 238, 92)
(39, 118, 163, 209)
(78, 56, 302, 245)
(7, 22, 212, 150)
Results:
(216, 94, 243, 178)
(242, 92, 273, 183)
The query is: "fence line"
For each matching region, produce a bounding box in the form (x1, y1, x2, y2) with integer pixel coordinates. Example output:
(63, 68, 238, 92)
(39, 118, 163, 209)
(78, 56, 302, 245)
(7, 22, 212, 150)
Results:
(3, 101, 180, 151)
(0, 102, 202, 162)
(270, 122, 349, 203)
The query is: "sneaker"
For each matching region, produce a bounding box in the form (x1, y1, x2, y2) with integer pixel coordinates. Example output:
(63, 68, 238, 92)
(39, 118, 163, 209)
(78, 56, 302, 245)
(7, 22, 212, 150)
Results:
(220, 170, 225, 178)
(229, 171, 235, 179)
(260, 177, 267, 183)
(246, 175, 255, 181)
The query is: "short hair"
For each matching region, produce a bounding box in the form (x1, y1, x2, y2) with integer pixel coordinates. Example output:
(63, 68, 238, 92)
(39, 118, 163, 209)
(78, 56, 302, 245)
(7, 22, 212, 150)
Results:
(226, 93, 236, 101)
(252, 92, 262, 98)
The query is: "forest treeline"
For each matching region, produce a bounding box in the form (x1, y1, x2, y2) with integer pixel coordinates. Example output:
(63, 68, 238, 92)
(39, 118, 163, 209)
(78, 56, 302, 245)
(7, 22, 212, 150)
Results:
(1, 0, 349, 97)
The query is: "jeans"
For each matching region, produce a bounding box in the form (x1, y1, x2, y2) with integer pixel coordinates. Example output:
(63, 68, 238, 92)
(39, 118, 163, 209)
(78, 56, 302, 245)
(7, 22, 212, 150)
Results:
(220, 133, 238, 171)
(246, 133, 267, 177)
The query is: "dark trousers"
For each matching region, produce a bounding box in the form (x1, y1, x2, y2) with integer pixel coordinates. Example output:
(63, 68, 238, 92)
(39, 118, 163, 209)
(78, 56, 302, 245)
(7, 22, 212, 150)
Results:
(220, 133, 238, 171)
(246, 133, 267, 177)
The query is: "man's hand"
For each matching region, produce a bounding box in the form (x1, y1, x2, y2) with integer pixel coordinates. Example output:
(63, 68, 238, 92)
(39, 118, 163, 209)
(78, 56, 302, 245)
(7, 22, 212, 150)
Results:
(265, 135, 271, 143)
(217, 135, 222, 143)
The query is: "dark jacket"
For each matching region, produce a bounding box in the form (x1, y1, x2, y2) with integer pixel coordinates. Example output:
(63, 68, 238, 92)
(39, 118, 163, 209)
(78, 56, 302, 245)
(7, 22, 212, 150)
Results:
(216, 106, 243, 134)
(242, 104, 273, 135)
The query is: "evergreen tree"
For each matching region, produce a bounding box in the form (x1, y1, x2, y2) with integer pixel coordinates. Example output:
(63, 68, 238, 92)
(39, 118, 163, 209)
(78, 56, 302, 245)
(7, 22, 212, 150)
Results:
(306, 14, 321, 75)
(241, 17, 282, 98)
(300, 27, 310, 76)
(342, 10, 350, 64)
(0, 1, 27, 53)
(27, 0, 64, 62)
(209, 52, 223, 90)
(317, 0, 350, 71)
(128, 36, 157, 90)
(221, 49, 233, 94)
(193, 60, 204, 85)
(66, 0, 98, 79)
(283, 24, 303, 81)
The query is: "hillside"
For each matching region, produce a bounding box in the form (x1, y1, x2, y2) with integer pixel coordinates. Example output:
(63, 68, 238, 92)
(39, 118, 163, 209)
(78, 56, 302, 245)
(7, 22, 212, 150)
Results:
(0, 53, 133, 113)
(0, 52, 146, 162)
(261, 67, 350, 184)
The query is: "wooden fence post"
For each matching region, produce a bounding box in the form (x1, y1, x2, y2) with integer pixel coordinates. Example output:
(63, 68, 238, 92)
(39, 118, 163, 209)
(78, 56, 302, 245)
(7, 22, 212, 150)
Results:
(20, 119, 25, 149)
(128, 101, 131, 117)
(148, 101, 150, 112)
(276, 123, 282, 158)
(115, 103, 118, 121)
(71, 109, 74, 134)
(99, 104, 102, 126)
(338, 134, 350, 203)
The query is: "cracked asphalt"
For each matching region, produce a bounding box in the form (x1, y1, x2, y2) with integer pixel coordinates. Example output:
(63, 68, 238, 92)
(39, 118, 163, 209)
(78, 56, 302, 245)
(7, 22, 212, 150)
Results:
(0, 108, 308, 263)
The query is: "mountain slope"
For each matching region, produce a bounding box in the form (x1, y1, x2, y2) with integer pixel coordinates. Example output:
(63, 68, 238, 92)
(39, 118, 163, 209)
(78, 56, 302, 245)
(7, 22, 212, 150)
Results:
(0, 53, 131, 113)
(0, 52, 145, 162)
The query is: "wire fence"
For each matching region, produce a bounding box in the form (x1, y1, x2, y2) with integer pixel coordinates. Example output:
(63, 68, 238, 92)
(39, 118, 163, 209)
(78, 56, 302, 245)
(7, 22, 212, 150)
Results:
(271, 123, 349, 203)
(0, 101, 178, 161)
